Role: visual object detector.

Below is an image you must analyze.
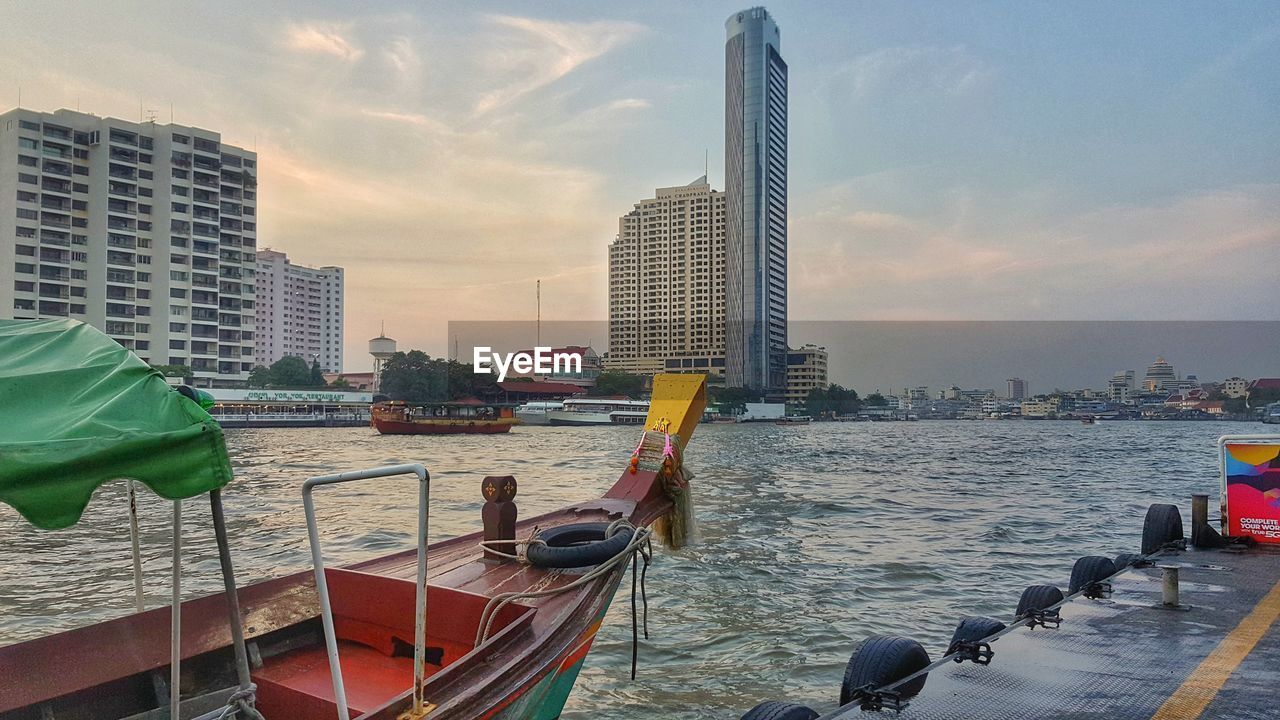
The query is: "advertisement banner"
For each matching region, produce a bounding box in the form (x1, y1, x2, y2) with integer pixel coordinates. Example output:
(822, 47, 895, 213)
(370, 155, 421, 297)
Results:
(1220, 436, 1280, 543)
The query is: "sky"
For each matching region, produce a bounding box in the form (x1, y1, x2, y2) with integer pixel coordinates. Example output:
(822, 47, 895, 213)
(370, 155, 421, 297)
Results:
(3, 1, 1279, 373)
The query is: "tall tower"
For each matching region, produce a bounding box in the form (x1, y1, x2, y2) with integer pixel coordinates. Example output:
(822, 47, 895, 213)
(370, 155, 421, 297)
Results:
(369, 327, 396, 392)
(724, 7, 788, 397)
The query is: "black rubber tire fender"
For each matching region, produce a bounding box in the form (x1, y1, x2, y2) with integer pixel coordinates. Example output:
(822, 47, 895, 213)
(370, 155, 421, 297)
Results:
(525, 522, 635, 569)
(1068, 555, 1118, 594)
(1014, 584, 1064, 619)
(740, 701, 818, 720)
(1142, 503, 1184, 555)
(946, 616, 1006, 654)
(839, 635, 930, 705)
(1113, 552, 1142, 569)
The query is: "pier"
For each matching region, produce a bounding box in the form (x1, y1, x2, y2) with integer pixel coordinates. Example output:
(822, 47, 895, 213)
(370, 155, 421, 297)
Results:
(822, 541, 1280, 719)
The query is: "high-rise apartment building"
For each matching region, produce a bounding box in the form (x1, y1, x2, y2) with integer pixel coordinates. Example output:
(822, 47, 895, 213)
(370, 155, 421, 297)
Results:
(607, 177, 726, 376)
(725, 7, 788, 397)
(1, 108, 258, 387)
(1007, 377, 1029, 399)
(254, 249, 344, 372)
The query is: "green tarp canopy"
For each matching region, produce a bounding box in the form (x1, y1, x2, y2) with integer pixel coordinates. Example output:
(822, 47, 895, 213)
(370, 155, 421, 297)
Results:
(0, 319, 232, 530)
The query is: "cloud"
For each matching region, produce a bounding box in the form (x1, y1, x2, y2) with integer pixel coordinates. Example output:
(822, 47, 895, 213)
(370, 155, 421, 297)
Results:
(790, 183, 1280, 320)
(835, 45, 991, 99)
(382, 36, 420, 75)
(473, 15, 645, 115)
(281, 22, 364, 61)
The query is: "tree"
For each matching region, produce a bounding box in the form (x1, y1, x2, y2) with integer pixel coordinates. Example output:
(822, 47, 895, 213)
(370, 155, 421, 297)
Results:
(310, 359, 324, 387)
(804, 387, 831, 418)
(591, 371, 645, 398)
(379, 350, 448, 403)
(247, 365, 271, 388)
(827, 384, 861, 416)
(866, 392, 888, 407)
(712, 385, 761, 415)
(267, 356, 314, 387)
(329, 375, 350, 389)
(1224, 396, 1248, 415)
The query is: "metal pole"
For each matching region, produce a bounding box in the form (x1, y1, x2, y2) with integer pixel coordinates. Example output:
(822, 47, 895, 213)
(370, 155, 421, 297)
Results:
(210, 490, 255, 696)
(170, 500, 182, 720)
(127, 480, 145, 612)
(302, 483, 350, 720)
(1161, 565, 1180, 607)
(413, 468, 429, 716)
(302, 464, 429, 720)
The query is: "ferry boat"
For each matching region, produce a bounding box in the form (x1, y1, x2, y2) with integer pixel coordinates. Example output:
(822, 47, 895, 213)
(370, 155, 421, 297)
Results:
(0, 319, 708, 720)
(513, 400, 563, 426)
(546, 398, 650, 426)
(371, 400, 520, 434)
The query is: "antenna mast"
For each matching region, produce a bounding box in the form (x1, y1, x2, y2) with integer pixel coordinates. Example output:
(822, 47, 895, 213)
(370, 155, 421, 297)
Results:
(536, 279, 541, 347)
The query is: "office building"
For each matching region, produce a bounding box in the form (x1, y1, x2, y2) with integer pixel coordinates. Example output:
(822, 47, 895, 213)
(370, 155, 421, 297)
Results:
(785, 344, 827, 406)
(724, 7, 788, 397)
(254, 248, 343, 372)
(1007, 377, 1028, 400)
(607, 177, 726, 376)
(1, 108, 257, 386)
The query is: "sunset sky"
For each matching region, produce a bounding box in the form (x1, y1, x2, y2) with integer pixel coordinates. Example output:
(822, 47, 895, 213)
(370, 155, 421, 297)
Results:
(4, 1, 1278, 371)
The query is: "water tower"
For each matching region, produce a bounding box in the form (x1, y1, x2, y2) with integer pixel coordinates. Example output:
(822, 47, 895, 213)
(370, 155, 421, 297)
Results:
(369, 325, 397, 392)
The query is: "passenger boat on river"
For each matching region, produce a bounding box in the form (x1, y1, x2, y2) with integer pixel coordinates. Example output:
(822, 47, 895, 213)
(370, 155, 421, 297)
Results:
(371, 400, 520, 435)
(0, 319, 707, 720)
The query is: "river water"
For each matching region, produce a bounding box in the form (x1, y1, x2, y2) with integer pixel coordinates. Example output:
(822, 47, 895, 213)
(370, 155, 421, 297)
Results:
(0, 421, 1244, 717)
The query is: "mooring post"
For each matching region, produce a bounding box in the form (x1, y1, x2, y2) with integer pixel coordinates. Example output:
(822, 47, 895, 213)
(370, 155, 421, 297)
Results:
(481, 476, 518, 561)
(1191, 493, 1224, 548)
(1160, 565, 1180, 607)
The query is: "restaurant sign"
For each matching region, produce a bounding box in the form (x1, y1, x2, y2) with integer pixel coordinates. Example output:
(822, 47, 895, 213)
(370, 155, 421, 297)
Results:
(211, 389, 374, 404)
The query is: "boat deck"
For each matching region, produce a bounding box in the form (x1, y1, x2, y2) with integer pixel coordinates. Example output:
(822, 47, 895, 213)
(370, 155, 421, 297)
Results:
(822, 544, 1280, 719)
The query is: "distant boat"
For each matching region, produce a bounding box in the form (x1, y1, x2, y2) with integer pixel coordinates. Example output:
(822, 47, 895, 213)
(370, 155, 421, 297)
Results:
(514, 400, 563, 426)
(371, 400, 519, 434)
(1081, 416, 1097, 425)
(775, 415, 812, 425)
(1263, 402, 1280, 425)
(547, 398, 649, 426)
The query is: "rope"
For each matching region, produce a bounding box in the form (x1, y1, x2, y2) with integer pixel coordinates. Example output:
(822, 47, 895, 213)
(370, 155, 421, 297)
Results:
(474, 520, 653, 648)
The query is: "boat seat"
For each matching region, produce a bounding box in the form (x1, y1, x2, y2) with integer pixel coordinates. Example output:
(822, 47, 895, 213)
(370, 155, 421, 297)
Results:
(254, 569, 534, 717)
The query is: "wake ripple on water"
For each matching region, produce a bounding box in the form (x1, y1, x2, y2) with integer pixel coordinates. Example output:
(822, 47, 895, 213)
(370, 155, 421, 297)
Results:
(0, 421, 1235, 718)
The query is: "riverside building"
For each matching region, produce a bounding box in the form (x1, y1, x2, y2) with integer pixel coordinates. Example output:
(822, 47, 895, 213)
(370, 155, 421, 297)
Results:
(254, 248, 344, 373)
(0, 107, 258, 387)
(724, 7, 789, 398)
(607, 177, 726, 377)
(785, 344, 827, 406)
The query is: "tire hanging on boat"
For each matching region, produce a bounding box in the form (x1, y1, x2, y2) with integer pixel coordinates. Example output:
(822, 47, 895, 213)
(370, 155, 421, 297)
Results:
(525, 522, 636, 569)
(740, 701, 819, 720)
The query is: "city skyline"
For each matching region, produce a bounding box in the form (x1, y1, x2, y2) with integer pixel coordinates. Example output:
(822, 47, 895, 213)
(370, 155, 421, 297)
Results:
(2, 2, 1278, 371)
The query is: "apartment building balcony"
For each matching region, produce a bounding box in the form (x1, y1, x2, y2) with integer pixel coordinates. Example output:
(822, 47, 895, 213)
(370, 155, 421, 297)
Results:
(106, 270, 135, 284)
(105, 305, 136, 319)
(38, 284, 70, 300)
(106, 252, 136, 267)
(37, 300, 69, 316)
(38, 267, 70, 282)
(191, 324, 219, 339)
(109, 148, 138, 164)
(39, 249, 70, 264)
(192, 275, 218, 290)
(41, 178, 72, 195)
(40, 214, 71, 229)
(42, 125, 71, 141)
(108, 130, 138, 147)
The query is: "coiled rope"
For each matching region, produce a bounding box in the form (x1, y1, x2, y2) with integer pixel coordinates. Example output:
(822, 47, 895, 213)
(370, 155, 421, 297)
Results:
(475, 519, 654, 679)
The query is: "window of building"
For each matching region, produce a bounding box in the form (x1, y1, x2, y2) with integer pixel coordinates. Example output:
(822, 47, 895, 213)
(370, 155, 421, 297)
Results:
(14, 263, 34, 274)
(18, 155, 38, 167)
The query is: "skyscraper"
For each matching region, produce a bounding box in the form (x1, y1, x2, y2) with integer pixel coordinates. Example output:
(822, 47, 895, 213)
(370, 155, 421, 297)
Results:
(607, 177, 726, 376)
(254, 249, 344, 373)
(1, 107, 258, 387)
(724, 7, 788, 397)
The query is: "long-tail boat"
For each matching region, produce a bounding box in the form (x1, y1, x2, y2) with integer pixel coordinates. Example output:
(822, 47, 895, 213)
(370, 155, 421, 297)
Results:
(0, 319, 706, 720)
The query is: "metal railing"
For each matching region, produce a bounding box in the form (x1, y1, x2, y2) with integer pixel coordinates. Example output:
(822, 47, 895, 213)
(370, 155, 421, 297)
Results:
(303, 464, 431, 720)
